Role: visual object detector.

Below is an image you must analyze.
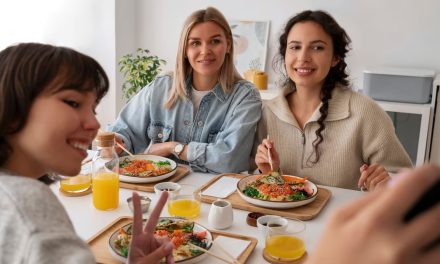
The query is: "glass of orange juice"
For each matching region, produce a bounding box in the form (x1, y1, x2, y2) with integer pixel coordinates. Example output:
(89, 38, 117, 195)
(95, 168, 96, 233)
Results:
(167, 184, 201, 219)
(265, 218, 307, 261)
(59, 163, 92, 194)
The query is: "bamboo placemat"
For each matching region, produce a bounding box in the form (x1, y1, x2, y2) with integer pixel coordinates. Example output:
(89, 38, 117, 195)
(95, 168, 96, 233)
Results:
(197, 173, 332, 221)
(87, 216, 258, 264)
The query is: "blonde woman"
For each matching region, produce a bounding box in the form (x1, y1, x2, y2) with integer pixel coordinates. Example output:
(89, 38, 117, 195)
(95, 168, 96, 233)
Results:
(110, 7, 261, 173)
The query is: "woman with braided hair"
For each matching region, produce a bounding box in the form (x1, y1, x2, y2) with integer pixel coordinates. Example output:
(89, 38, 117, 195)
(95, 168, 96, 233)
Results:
(254, 10, 412, 191)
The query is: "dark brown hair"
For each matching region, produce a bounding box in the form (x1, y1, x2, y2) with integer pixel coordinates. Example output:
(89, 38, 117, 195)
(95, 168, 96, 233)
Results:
(0, 43, 109, 165)
(274, 10, 351, 164)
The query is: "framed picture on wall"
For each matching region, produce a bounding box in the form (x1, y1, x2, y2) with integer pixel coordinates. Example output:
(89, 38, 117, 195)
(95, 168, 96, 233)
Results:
(228, 20, 270, 76)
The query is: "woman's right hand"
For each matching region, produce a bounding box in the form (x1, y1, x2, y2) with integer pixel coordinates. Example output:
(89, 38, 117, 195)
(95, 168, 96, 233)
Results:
(114, 134, 125, 155)
(306, 164, 440, 264)
(255, 138, 280, 174)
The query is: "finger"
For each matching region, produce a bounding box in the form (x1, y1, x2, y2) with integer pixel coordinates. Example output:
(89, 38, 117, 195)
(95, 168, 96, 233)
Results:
(262, 139, 273, 149)
(358, 170, 369, 188)
(369, 172, 389, 191)
(420, 243, 440, 264)
(166, 253, 175, 264)
(131, 192, 143, 235)
(360, 164, 368, 173)
(144, 191, 169, 233)
(403, 203, 440, 250)
(139, 242, 174, 263)
(365, 165, 384, 188)
(373, 165, 440, 218)
(257, 143, 268, 154)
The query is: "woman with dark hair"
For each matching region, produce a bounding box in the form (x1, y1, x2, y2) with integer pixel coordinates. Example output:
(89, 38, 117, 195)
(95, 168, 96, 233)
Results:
(0, 43, 173, 263)
(254, 10, 412, 191)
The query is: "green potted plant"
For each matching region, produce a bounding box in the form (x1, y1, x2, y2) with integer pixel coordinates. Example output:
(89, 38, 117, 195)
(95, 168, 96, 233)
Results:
(119, 48, 166, 100)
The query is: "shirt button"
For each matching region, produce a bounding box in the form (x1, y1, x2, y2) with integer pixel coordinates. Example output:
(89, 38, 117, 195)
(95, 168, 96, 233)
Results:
(157, 133, 163, 138)
(197, 121, 203, 127)
(184, 120, 190, 126)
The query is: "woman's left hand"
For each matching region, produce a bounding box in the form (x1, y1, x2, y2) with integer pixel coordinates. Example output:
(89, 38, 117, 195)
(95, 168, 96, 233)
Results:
(358, 163, 390, 191)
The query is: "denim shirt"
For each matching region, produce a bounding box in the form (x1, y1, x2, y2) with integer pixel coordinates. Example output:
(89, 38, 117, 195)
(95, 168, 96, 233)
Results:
(108, 75, 262, 173)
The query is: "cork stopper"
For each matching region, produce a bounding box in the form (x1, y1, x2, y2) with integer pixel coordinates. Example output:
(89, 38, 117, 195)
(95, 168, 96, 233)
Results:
(95, 132, 115, 147)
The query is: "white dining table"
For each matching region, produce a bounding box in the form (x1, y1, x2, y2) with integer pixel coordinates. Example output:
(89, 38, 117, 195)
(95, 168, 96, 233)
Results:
(50, 169, 364, 263)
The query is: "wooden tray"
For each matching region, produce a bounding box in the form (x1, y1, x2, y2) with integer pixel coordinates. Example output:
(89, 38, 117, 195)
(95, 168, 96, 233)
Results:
(87, 216, 258, 264)
(197, 174, 332, 220)
(119, 165, 190, 192)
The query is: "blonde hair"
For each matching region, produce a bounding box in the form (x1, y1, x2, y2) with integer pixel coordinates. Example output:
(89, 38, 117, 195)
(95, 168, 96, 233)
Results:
(165, 6, 242, 109)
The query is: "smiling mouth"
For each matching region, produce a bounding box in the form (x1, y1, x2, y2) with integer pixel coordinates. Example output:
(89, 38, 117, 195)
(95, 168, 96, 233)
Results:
(197, 58, 215, 64)
(67, 140, 90, 152)
(295, 68, 314, 73)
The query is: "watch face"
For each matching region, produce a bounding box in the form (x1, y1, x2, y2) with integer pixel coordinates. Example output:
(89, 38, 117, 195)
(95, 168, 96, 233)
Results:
(174, 144, 184, 154)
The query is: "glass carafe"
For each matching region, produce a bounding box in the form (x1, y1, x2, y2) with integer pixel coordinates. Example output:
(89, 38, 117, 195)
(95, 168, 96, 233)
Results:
(92, 132, 119, 210)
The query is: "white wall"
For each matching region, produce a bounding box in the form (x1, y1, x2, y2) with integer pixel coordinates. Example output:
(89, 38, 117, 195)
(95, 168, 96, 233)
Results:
(0, 0, 117, 128)
(136, 0, 440, 90)
(136, 0, 440, 163)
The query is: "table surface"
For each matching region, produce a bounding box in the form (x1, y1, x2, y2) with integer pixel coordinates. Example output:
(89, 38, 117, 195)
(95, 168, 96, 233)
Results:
(50, 169, 364, 263)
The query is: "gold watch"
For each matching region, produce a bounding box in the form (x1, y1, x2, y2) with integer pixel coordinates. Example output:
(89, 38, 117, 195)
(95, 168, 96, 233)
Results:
(173, 143, 184, 158)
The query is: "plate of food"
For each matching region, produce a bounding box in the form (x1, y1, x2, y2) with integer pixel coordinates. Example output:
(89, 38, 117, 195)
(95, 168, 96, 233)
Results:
(109, 217, 213, 263)
(118, 155, 177, 183)
(237, 172, 318, 209)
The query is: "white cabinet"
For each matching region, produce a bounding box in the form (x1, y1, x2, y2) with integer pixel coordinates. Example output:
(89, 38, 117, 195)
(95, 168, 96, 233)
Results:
(375, 75, 439, 166)
(376, 101, 431, 166)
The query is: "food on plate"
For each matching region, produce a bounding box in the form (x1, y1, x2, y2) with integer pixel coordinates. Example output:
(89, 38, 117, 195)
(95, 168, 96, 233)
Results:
(119, 158, 173, 177)
(242, 173, 313, 201)
(113, 218, 210, 261)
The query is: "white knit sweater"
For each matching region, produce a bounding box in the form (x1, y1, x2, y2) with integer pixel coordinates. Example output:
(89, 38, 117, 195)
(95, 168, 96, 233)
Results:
(254, 86, 412, 190)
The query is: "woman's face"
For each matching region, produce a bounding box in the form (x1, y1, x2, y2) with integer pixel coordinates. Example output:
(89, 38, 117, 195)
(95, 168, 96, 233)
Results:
(186, 21, 230, 83)
(284, 21, 339, 91)
(6, 83, 100, 178)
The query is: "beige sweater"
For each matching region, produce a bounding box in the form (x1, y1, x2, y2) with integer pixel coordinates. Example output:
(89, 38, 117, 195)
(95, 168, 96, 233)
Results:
(255, 86, 412, 190)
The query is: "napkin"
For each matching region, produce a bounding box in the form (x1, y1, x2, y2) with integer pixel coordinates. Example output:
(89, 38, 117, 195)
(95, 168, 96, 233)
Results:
(201, 177, 239, 198)
(204, 235, 251, 264)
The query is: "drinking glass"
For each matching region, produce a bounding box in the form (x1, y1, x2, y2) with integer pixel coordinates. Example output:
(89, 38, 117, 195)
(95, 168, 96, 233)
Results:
(167, 184, 201, 219)
(265, 218, 307, 261)
(59, 163, 92, 194)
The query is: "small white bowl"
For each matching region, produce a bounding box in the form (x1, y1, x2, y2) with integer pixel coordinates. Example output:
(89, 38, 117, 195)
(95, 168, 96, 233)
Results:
(126, 195, 151, 214)
(257, 215, 288, 238)
(154, 182, 181, 197)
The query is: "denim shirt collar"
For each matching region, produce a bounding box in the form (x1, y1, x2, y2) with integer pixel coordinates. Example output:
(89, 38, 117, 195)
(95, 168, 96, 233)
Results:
(185, 76, 228, 103)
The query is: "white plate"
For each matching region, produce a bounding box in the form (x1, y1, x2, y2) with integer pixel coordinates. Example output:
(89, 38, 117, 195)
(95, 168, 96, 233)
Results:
(236, 175, 318, 209)
(108, 217, 213, 264)
(118, 155, 177, 183)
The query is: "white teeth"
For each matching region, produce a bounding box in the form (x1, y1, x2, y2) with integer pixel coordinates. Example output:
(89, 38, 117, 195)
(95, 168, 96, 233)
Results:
(70, 142, 89, 151)
(296, 68, 313, 73)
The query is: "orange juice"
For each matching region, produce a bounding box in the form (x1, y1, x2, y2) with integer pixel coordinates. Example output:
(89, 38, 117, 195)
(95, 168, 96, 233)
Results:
(266, 235, 305, 260)
(60, 174, 91, 193)
(168, 199, 200, 219)
(92, 172, 119, 210)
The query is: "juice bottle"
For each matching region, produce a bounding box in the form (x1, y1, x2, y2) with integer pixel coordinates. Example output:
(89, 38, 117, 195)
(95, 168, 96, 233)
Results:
(92, 132, 119, 210)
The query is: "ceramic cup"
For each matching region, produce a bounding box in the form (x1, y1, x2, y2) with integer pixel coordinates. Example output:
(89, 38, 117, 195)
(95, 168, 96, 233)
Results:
(257, 215, 288, 238)
(208, 199, 233, 229)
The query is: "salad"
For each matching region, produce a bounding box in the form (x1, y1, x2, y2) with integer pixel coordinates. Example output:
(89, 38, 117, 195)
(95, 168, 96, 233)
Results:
(119, 158, 172, 177)
(242, 172, 313, 201)
(112, 218, 210, 261)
